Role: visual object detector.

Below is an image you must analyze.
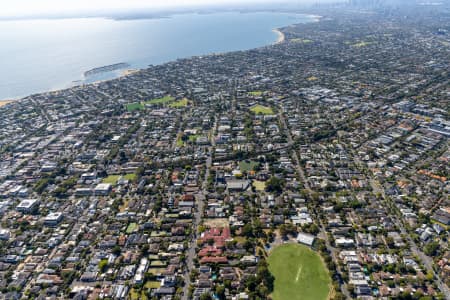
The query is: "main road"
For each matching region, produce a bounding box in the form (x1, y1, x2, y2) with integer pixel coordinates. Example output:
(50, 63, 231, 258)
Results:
(181, 121, 214, 300)
(279, 111, 352, 300)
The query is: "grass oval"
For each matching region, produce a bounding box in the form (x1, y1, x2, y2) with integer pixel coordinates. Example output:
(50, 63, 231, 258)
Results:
(268, 243, 331, 300)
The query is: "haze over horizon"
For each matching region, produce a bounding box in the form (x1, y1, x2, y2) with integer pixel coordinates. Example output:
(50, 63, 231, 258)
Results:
(0, 0, 345, 18)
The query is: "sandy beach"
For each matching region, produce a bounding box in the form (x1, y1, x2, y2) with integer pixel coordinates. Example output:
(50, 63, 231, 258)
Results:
(122, 69, 140, 76)
(0, 100, 13, 107)
(273, 28, 285, 44)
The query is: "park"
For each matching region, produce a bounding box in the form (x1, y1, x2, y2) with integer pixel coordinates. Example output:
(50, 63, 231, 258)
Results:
(268, 243, 331, 300)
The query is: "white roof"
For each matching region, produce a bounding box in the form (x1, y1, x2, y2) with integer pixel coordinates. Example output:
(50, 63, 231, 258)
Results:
(45, 212, 63, 221)
(95, 183, 112, 190)
(17, 199, 38, 209)
(297, 232, 315, 246)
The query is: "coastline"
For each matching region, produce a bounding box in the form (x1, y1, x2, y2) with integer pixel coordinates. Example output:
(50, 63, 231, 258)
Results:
(1, 12, 321, 103)
(0, 100, 13, 107)
(273, 28, 286, 44)
(272, 14, 320, 45)
(122, 69, 139, 77)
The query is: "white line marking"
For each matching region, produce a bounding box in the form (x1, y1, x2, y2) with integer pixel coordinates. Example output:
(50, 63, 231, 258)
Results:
(295, 266, 302, 282)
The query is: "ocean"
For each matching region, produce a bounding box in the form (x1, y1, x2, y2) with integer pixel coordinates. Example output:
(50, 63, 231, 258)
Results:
(0, 12, 315, 100)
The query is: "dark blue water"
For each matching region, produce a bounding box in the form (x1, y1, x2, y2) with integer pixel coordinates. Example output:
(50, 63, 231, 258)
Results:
(0, 12, 315, 99)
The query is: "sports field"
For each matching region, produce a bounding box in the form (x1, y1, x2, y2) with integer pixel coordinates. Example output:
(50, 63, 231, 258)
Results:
(268, 243, 331, 300)
(250, 104, 274, 115)
(126, 96, 175, 111)
(102, 175, 121, 185)
(102, 174, 136, 185)
(239, 160, 259, 171)
(126, 102, 144, 112)
(143, 95, 175, 105)
(124, 173, 137, 181)
(252, 180, 266, 191)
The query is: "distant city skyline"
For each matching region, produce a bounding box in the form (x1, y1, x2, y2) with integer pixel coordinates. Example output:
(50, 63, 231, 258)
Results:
(0, 0, 345, 17)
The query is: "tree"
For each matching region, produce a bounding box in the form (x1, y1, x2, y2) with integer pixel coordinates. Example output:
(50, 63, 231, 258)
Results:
(245, 275, 258, 291)
(303, 223, 319, 235)
(398, 291, 413, 300)
(136, 167, 145, 177)
(423, 241, 439, 256)
(215, 285, 226, 300)
(200, 293, 212, 300)
(279, 223, 297, 239)
(34, 178, 52, 194)
(256, 260, 275, 293)
(112, 245, 121, 256)
(253, 219, 265, 238)
(242, 223, 254, 238)
(333, 292, 346, 300)
(385, 236, 395, 248)
(144, 272, 156, 282)
(425, 271, 434, 281)
(266, 176, 285, 194)
(140, 244, 149, 256)
(98, 259, 108, 273)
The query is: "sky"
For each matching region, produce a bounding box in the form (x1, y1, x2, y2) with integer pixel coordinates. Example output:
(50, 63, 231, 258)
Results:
(0, 0, 338, 17)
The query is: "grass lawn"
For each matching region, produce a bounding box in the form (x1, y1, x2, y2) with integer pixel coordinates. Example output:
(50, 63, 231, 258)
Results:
(147, 268, 166, 275)
(188, 134, 199, 142)
(250, 104, 274, 115)
(234, 236, 247, 244)
(248, 91, 264, 96)
(252, 180, 266, 191)
(143, 95, 174, 105)
(103, 174, 136, 185)
(102, 175, 120, 185)
(130, 289, 147, 300)
(150, 260, 167, 267)
(239, 160, 259, 172)
(176, 135, 184, 147)
(126, 96, 174, 111)
(126, 222, 138, 234)
(145, 281, 161, 289)
(124, 173, 137, 182)
(169, 98, 189, 108)
(203, 218, 229, 228)
(126, 102, 144, 112)
(268, 243, 331, 300)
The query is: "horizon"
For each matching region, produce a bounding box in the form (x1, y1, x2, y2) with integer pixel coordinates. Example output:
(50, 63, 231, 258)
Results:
(0, 0, 346, 18)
